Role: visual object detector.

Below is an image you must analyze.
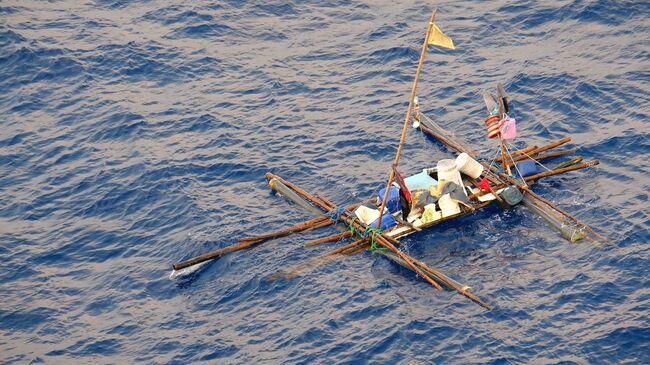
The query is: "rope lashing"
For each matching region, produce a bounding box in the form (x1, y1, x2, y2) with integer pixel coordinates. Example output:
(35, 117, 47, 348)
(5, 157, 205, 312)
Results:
(326, 207, 348, 224)
(348, 217, 363, 238)
(503, 143, 529, 186)
(365, 227, 386, 252)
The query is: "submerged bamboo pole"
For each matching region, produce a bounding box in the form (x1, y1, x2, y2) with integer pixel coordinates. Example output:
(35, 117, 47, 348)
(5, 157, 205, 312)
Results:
(418, 117, 607, 243)
(517, 184, 609, 242)
(305, 231, 352, 247)
(482, 161, 608, 243)
(374, 250, 492, 310)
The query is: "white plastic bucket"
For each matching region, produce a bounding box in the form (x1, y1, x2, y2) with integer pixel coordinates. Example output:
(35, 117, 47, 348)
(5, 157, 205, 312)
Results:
(456, 152, 484, 179)
(439, 193, 461, 217)
(437, 159, 463, 188)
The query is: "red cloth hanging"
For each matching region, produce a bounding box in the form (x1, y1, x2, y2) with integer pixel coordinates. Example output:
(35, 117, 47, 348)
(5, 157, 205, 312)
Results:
(478, 177, 492, 192)
(392, 166, 412, 220)
(392, 167, 411, 204)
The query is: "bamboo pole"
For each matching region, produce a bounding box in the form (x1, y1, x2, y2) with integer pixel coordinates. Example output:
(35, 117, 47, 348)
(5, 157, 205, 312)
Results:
(303, 231, 493, 309)
(499, 135, 512, 175)
(498, 148, 575, 165)
(418, 122, 466, 156)
(499, 137, 572, 165)
(172, 198, 356, 270)
(510, 145, 538, 157)
(267, 173, 444, 291)
(553, 156, 583, 169)
(268, 238, 369, 282)
(486, 163, 608, 243)
(525, 160, 598, 182)
(523, 136, 572, 156)
(518, 184, 609, 242)
(173, 216, 335, 270)
(409, 256, 492, 309)
(520, 149, 576, 163)
(496, 137, 572, 162)
(325, 238, 369, 256)
(305, 231, 352, 247)
(173, 240, 264, 271)
(376, 9, 438, 229)
(418, 117, 607, 243)
(467, 160, 598, 200)
(266, 173, 493, 308)
(238, 216, 331, 243)
(239, 201, 361, 245)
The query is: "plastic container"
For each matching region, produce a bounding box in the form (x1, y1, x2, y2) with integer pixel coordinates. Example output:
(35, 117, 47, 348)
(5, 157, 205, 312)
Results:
(369, 213, 398, 230)
(439, 193, 461, 217)
(377, 186, 401, 213)
(354, 205, 382, 225)
(420, 204, 442, 225)
(496, 186, 524, 209)
(437, 159, 463, 188)
(403, 171, 437, 191)
(456, 152, 484, 179)
(515, 160, 538, 177)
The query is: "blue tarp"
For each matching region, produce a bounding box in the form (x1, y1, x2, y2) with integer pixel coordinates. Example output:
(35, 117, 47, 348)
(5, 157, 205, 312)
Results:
(404, 171, 437, 191)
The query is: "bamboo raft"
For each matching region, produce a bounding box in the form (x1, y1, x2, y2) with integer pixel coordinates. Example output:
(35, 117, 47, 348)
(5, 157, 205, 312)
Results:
(170, 10, 605, 310)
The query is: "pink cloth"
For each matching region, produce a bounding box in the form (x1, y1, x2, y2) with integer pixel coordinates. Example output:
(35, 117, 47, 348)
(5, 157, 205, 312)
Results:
(499, 116, 517, 140)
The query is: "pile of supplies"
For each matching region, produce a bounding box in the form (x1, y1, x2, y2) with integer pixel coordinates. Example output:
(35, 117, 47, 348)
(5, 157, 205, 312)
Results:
(353, 152, 506, 230)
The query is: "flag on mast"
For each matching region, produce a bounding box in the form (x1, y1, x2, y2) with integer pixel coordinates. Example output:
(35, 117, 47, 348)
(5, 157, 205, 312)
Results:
(427, 22, 455, 49)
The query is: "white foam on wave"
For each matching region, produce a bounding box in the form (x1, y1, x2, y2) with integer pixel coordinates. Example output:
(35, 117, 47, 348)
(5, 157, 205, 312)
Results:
(168, 261, 206, 280)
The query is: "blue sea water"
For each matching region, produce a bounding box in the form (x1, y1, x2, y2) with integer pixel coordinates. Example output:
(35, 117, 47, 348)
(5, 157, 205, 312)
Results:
(1, 0, 649, 364)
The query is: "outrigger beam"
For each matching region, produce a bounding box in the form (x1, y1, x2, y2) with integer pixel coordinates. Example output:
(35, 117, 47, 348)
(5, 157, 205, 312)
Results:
(266, 172, 493, 310)
(417, 115, 604, 243)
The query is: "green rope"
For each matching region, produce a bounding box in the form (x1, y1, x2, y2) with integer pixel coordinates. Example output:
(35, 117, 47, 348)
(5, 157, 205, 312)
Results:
(348, 217, 386, 251)
(348, 217, 362, 238)
(366, 227, 386, 252)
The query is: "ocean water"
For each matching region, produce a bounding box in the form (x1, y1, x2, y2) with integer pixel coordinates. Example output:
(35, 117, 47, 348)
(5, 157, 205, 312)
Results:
(1, 0, 648, 364)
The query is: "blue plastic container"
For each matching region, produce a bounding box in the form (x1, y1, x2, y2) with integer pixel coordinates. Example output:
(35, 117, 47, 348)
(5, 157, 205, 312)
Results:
(516, 160, 538, 177)
(377, 186, 401, 213)
(369, 213, 398, 230)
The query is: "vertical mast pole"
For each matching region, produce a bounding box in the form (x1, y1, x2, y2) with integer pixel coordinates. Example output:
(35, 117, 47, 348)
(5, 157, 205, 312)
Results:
(497, 95, 512, 176)
(376, 9, 437, 228)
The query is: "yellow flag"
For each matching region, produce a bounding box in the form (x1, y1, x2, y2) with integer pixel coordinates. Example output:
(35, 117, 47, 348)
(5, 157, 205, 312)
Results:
(427, 23, 455, 50)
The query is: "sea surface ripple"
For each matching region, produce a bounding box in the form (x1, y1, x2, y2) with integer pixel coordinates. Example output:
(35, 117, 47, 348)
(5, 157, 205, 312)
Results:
(1, 1, 648, 364)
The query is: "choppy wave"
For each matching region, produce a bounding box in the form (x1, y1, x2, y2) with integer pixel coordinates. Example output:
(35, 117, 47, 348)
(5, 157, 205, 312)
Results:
(1, 1, 648, 364)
